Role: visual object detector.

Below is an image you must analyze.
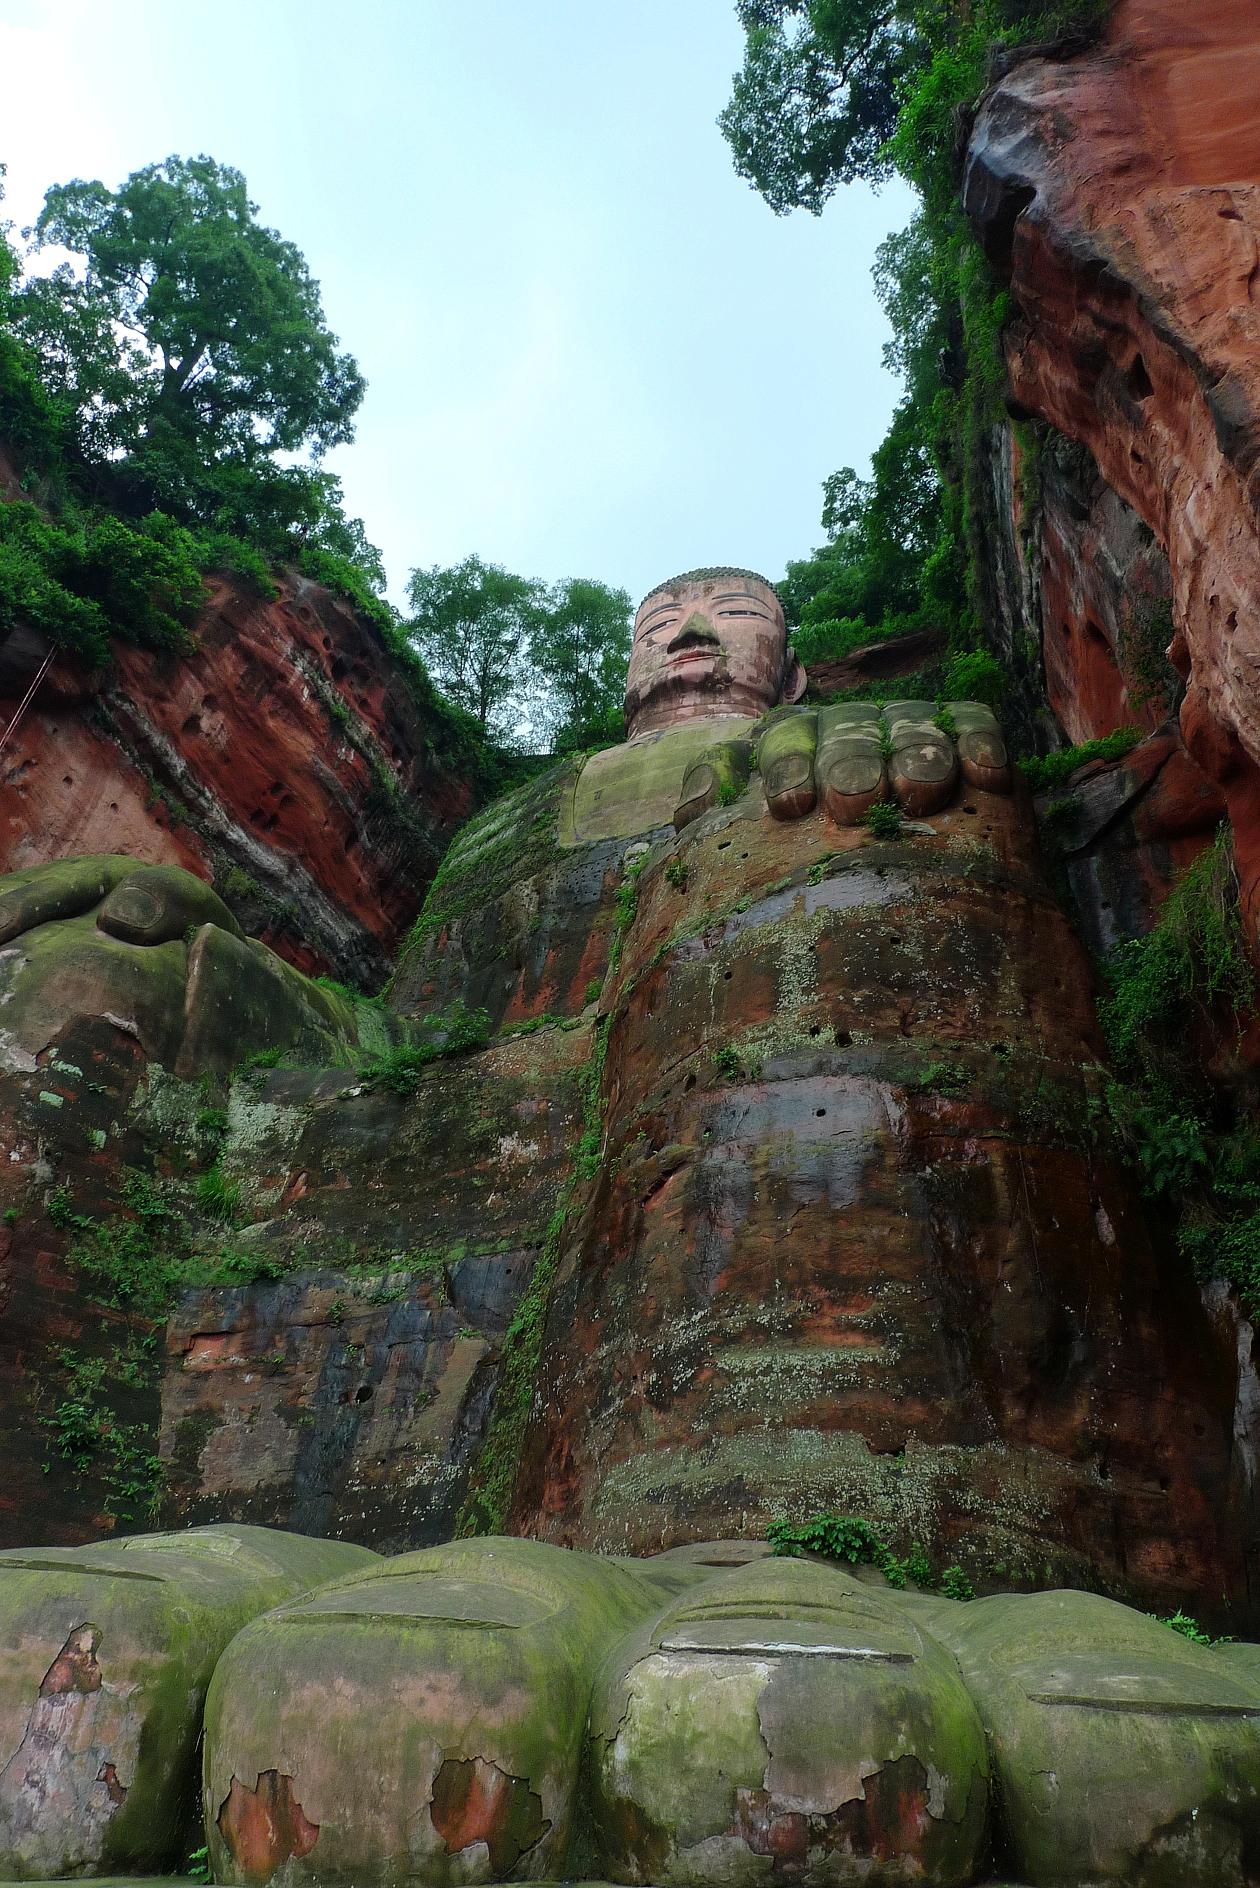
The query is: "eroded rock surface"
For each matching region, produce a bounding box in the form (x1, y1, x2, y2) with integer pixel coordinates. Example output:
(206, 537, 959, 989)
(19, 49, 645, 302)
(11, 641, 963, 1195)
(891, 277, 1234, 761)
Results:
(0, 1525, 371, 1880)
(965, 0, 1260, 939)
(516, 749, 1251, 1615)
(0, 568, 478, 981)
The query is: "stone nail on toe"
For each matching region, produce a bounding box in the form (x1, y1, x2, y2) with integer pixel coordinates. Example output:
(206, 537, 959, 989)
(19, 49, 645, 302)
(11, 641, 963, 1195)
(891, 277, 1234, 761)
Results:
(675, 739, 754, 831)
(949, 700, 1012, 792)
(759, 711, 818, 821)
(816, 702, 886, 825)
(885, 699, 959, 817)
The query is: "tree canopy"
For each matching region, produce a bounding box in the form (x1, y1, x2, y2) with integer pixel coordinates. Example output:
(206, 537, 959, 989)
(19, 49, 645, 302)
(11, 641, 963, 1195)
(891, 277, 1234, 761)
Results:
(721, 0, 1106, 672)
(16, 155, 363, 472)
(406, 559, 632, 749)
(406, 557, 540, 742)
(526, 577, 632, 751)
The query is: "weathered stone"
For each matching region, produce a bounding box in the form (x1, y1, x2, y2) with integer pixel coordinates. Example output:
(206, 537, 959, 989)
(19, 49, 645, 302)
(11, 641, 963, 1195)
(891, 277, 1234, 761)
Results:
(569, 723, 757, 848)
(518, 771, 1252, 1617)
(676, 739, 755, 832)
(817, 702, 885, 825)
(203, 1537, 675, 1888)
(0, 567, 479, 983)
(178, 924, 349, 1077)
(589, 1557, 988, 1887)
(760, 711, 819, 822)
(921, 1588, 1260, 1886)
(0, 857, 401, 1082)
(963, 0, 1260, 943)
(0, 856, 135, 947)
(0, 1524, 373, 1880)
(391, 762, 627, 1028)
(0, 913, 189, 1073)
(97, 864, 242, 946)
(885, 701, 960, 817)
(158, 1023, 587, 1548)
(952, 703, 1011, 794)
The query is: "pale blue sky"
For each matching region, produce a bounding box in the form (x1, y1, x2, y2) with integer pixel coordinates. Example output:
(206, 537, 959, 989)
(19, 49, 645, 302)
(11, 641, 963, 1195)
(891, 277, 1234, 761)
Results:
(0, 0, 913, 609)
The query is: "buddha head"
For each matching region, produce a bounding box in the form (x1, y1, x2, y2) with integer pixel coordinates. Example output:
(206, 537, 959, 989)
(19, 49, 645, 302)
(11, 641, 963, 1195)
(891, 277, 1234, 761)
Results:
(624, 567, 806, 739)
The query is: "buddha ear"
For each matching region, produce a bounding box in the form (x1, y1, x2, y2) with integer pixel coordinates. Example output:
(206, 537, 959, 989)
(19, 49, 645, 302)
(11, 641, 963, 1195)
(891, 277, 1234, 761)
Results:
(781, 648, 808, 705)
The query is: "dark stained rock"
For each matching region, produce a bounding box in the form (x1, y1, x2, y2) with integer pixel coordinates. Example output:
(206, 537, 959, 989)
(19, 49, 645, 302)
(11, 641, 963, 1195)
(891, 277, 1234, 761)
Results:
(514, 777, 1255, 1621)
(157, 1023, 588, 1550)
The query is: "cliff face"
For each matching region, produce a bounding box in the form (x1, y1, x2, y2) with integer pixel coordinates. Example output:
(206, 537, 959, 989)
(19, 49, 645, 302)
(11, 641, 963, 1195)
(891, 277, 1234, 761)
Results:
(0, 571, 477, 983)
(965, 0, 1260, 941)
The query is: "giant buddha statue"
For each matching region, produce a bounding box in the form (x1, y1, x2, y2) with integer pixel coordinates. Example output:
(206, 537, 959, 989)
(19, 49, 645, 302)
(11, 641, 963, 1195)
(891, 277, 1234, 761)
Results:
(393, 563, 1246, 1617)
(2, 563, 1260, 1888)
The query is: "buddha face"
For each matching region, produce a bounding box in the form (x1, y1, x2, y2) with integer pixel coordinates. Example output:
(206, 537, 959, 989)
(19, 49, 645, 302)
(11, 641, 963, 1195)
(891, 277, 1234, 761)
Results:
(624, 569, 806, 738)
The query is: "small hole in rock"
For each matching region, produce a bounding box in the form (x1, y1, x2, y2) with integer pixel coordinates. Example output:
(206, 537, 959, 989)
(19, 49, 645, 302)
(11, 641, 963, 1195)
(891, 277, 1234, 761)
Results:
(963, 804, 976, 815)
(835, 1030, 853, 1047)
(815, 1108, 826, 1119)
(355, 1384, 373, 1404)
(723, 969, 733, 981)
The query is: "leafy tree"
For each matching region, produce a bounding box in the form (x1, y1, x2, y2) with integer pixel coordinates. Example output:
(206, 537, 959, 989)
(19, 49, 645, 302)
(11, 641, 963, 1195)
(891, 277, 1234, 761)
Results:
(718, 1, 920, 214)
(722, 1, 1106, 667)
(406, 556, 541, 740)
(1, 154, 387, 630)
(720, 2, 1106, 215)
(15, 155, 364, 472)
(527, 577, 632, 751)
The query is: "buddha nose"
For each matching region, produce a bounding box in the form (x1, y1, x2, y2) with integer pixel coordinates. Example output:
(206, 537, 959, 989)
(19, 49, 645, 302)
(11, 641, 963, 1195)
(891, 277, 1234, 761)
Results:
(668, 612, 722, 652)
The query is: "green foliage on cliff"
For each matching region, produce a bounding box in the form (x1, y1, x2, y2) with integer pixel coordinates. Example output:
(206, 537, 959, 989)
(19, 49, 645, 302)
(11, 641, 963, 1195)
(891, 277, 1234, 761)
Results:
(769, 1511, 976, 1596)
(1100, 832, 1260, 1317)
(1018, 727, 1141, 792)
(358, 1002, 492, 1095)
(723, 2, 1108, 670)
(0, 158, 391, 657)
(1101, 833, 1254, 1076)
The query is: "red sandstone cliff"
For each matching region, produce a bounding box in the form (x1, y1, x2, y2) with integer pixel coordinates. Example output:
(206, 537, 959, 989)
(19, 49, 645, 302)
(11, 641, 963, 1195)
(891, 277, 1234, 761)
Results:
(0, 570, 477, 983)
(966, 0, 1260, 939)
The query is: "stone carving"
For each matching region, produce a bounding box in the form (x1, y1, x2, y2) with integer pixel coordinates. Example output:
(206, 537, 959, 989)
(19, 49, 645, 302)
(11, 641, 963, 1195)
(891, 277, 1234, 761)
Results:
(0, 1526, 372, 1879)
(624, 568, 806, 739)
(199, 1534, 1260, 1888)
(2, 559, 1258, 1885)
(0, 856, 412, 1078)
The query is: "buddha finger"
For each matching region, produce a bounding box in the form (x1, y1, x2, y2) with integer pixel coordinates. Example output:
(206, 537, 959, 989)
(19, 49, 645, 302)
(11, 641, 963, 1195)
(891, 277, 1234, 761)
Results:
(759, 710, 818, 821)
(674, 739, 754, 831)
(885, 699, 959, 817)
(816, 701, 886, 825)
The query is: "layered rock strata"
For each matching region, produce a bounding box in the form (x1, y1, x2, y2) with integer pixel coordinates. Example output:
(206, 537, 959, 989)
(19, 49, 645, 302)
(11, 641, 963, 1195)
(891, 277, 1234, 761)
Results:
(0, 568, 477, 982)
(965, 0, 1260, 938)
